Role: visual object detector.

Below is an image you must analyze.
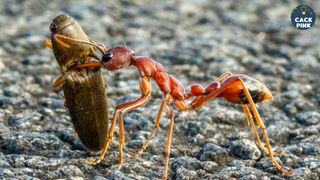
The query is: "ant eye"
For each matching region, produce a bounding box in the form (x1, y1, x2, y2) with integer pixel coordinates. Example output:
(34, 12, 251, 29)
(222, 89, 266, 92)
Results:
(50, 23, 56, 33)
(102, 52, 113, 62)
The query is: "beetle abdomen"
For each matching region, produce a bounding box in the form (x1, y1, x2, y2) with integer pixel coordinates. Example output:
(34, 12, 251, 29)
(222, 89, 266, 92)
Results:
(63, 67, 108, 152)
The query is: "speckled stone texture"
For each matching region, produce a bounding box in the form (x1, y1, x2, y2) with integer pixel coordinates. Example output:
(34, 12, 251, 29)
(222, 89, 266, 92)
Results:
(0, 0, 320, 179)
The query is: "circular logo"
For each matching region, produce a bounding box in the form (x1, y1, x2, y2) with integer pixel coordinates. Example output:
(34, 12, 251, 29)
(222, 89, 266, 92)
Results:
(291, 5, 316, 30)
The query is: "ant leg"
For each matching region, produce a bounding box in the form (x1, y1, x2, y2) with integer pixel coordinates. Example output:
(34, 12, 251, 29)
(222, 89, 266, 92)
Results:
(86, 102, 121, 164)
(129, 99, 165, 157)
(86, 95, 150, 165)
(186, 76, 293, 175)
(87, 77, 151, 167)
(239, 78, 294, 176)
(242, 105, 283, 156)
(53, 55, 93, 88)
(163, 102, 174, 180)
(116, 96, 150, 170)
(75, 62, 102, 68)
(43, 40, 52, 49)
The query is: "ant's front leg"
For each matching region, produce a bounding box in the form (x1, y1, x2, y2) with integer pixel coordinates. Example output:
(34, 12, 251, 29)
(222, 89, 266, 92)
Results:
(116, 96, 150, 170)
(43, 39, 64, 88)
(87, 76, 151, 169)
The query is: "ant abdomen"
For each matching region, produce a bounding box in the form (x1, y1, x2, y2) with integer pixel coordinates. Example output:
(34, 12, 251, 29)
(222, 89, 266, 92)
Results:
(220, 75, 273, 104)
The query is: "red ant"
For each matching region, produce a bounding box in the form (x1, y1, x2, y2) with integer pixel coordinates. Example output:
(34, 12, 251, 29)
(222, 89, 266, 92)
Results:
(53, 34, 294, 179)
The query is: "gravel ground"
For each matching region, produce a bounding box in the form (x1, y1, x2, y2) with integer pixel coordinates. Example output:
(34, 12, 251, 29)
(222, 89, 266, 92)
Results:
(1, 0, 320, 179)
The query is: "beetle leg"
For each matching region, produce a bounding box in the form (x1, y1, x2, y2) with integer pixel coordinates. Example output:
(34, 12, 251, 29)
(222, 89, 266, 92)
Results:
(129, 99, 165, 157)
(242, 105, 283, 156)
(73, 130, 77, 139)
(239, 78, 294, 176)
(53, 75, 64, 87)
(43, 40, 53, 49)
(88, 37, 96, 45)
(86, 56, 92, 61)
(61, 93, 68, 108)
(88, 37, 99, 51)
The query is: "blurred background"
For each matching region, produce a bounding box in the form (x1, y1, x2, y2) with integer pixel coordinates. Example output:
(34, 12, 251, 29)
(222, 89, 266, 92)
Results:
(0, 0, 320, 179)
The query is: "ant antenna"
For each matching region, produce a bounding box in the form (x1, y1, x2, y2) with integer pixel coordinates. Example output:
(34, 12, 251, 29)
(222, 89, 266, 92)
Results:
(53, 34, 107, 55)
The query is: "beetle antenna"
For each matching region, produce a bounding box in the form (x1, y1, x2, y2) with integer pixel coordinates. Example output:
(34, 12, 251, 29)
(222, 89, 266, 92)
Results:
(54, 34, 106, 55)
(79, 41, 107, 55)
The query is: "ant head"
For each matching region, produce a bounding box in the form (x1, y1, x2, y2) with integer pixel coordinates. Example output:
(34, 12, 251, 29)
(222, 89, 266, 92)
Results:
(101, 46, 135, 71)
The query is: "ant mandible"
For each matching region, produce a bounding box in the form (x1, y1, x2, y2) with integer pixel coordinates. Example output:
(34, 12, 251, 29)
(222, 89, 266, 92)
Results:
(52, 34, 294, 179)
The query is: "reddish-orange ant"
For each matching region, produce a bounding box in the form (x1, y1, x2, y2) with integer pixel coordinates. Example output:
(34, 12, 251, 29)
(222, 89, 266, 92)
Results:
(53, 34, 294, 179)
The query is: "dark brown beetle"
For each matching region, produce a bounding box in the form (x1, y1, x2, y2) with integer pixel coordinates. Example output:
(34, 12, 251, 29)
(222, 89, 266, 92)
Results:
(43, 14, 109, 152)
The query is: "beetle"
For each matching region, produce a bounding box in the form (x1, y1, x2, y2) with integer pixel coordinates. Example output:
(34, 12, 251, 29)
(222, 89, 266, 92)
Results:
(43, 14, 109, 153)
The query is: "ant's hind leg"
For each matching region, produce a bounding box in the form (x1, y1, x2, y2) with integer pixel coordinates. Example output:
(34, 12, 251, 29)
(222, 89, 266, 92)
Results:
(94, 76, 151, 170)
(116, 95, 150, 170)
(87, 95, 149, 166)
(242, 105, 283, 156)
(239, 78, 294, 176)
